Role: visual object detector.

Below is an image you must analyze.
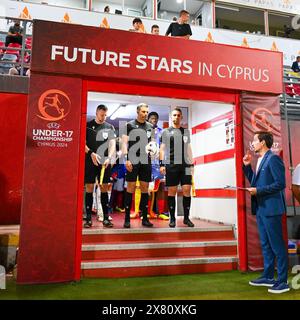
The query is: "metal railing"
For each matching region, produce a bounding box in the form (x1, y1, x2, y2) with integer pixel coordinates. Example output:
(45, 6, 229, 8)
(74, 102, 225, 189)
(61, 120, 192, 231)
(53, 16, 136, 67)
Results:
(0, 17, 31, 76)
(281, 66, 300, 216)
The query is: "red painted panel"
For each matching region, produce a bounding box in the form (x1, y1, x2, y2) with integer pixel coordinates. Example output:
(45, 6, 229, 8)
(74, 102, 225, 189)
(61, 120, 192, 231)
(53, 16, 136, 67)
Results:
(195, 189, 236, 198)
(86, 79, 237, 103)
(17, 74, 83, 284)
(234, 94, 248, 272)
(32, 20, 283, 94)
(73, 81, 88, 281)
(0, 93, 27, 225)
(192, 111, 233, 134)
(194, 149, 235, 165)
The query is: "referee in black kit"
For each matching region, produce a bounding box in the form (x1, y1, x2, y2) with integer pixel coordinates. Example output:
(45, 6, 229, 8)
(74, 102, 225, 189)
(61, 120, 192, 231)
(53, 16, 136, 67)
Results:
(84, 104, 116, 228)
(159, 108, 195, 228)
(121, 103, 155, 228)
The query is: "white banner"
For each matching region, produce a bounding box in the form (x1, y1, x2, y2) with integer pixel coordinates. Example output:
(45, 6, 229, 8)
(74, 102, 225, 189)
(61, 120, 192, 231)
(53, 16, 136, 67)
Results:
(1, 0, 299, 67)
(217, 0, 300, 15)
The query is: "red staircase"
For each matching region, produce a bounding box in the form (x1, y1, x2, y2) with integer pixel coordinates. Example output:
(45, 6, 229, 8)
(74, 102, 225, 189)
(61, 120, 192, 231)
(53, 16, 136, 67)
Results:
(81, 219, 238, 278)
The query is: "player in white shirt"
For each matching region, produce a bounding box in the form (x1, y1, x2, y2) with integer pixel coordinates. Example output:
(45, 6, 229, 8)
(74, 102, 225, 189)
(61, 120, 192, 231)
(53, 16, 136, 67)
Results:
(292, 164, 300, 203)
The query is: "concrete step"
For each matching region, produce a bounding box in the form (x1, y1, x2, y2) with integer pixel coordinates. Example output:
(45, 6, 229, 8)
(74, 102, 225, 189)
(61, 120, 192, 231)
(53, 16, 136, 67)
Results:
(82, 240, 237, 260)
(82, 226, 235, 244)
(81, 255, 238, 278)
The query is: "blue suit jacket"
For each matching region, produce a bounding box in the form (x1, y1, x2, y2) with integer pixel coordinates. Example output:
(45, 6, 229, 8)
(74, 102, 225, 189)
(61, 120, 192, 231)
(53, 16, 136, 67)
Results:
(291, 61, 300, 72)
(243, 150, 286, 216)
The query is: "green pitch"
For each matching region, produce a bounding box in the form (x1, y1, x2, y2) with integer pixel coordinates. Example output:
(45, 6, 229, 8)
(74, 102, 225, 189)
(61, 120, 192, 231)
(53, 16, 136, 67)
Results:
(1, 271, 300, 300)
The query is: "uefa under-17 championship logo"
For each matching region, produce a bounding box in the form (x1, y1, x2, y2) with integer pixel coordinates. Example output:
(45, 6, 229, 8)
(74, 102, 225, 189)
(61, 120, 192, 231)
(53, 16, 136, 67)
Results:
(37, 89, 71, 121)
(251, 107, 274, 132)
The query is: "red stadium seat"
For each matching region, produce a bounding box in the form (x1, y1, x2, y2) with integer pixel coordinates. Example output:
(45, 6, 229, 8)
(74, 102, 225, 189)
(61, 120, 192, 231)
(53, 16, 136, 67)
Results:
(292, 84, 300, 96)
(0, 41, 4, 55)
(25, 37, 32, 49)
(285, 84, 295, 96)
(5, 43, 21, 56)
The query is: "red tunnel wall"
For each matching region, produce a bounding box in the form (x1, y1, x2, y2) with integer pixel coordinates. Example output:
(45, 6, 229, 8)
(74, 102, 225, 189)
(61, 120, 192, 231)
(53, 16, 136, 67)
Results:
(0, 92, 27, 225)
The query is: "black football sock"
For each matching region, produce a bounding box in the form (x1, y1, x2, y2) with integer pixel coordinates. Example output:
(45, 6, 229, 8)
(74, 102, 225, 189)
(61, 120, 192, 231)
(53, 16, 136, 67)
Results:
(168, 196, 176, 221)
(101, 192, 109, 221)
(140, 193, 149, 221)
(85, 192, 93, 222)
(183, 196, 191, 220)
(124, 192, 133, 222)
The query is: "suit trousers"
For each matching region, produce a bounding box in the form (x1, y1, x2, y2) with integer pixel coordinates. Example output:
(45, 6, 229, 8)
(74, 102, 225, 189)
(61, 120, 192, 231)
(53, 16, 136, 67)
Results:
(256, 212, 288, 283)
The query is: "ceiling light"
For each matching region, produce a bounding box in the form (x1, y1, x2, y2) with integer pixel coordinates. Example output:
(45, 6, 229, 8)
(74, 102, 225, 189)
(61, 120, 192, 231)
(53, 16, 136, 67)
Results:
(106, 103, 120, 117)
(110, 104, 127, 120)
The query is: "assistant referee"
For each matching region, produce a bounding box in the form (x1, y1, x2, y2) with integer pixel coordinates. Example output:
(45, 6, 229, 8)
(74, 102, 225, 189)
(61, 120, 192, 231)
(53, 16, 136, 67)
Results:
(84, 104, 116, 228)
(159, 107, 195, 228)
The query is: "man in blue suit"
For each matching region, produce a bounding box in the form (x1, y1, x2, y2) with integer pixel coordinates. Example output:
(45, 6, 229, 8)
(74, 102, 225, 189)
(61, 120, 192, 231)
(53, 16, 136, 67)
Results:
(291, 56, 300, 72)
(243, 131, 289, 294)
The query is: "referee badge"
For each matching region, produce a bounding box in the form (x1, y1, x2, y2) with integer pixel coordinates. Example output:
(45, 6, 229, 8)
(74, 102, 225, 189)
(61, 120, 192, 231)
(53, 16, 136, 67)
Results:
(102, 132, 108, 140)
(183, 136, 188, 143)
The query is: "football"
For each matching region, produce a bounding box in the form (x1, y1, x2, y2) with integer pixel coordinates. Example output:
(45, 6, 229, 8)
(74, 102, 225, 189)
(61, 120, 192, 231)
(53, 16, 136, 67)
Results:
(145, 141, 159, 159)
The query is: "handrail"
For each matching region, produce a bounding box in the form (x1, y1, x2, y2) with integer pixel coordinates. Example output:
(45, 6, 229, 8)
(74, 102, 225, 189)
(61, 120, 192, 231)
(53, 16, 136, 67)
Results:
(0, 17, 31, 76)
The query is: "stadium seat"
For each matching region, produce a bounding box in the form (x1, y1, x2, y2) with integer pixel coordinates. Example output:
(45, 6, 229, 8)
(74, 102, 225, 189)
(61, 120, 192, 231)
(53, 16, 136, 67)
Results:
(285, 84, 295, 96)
(0, 41, 4, 56)
(5, 43, 21, 56)
(25, 37, 32, 50)
(293, 84, 300, 96)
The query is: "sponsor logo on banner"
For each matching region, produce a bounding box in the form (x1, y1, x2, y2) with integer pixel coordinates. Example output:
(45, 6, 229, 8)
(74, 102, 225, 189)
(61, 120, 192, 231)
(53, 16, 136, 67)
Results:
(271, 42, 279, 52)
(47, 122, 61, 129)
(34, 89, 73, 148)
(37, 89, 71, 121)
(19, 6, 32, 20)
(100, 17, 110, 29)
(241, 37, 249, 48)
(251, 107, 274, 132)
(205, 32, 214, 43)
(62, 13, 71, 23)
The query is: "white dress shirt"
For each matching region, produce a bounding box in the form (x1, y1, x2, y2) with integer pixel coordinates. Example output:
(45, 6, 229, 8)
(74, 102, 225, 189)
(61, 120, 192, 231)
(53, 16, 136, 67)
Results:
(292, 164, 300, 186)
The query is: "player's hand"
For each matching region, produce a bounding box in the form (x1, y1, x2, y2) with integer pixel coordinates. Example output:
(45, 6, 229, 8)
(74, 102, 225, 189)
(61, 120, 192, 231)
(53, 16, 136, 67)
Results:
(160, 166, 166, 176)
(91, 152, 100, 166)
(247, 187, 257, 196)
(103, 158, 110, 169)
(243, 150, 252, 166)
(126, 160, 133, 172)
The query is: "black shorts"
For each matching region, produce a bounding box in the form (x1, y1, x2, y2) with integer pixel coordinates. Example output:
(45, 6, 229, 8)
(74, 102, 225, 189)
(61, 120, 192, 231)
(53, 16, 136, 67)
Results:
(165, 165, 192, 187)
(126, 163, 152, 183)
(84, 157, 112, 184)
